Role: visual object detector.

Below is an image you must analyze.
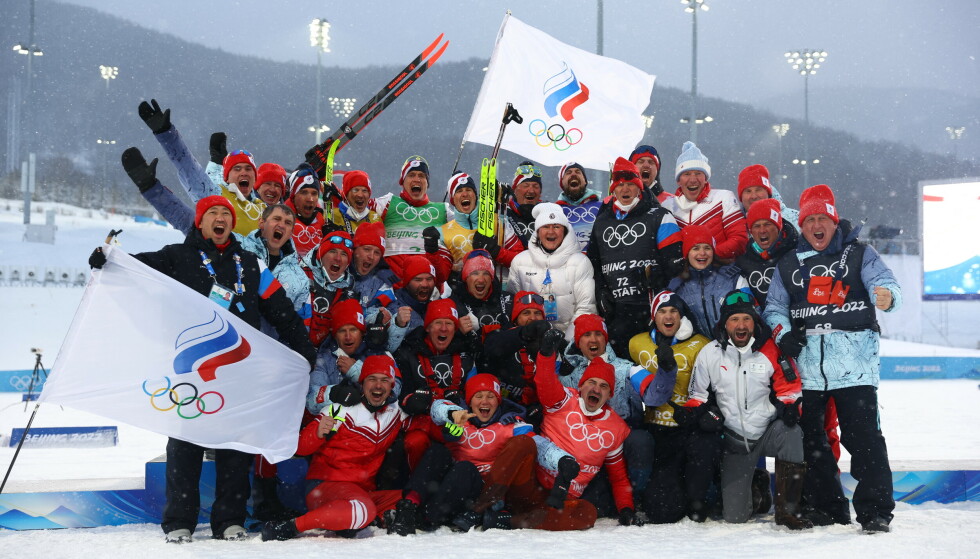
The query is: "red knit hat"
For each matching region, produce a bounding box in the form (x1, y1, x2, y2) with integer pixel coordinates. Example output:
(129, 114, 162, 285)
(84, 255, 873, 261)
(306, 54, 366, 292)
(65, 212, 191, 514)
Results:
(609, 156, 643, 194)
(681, 224, 715, 258)
(578, 357, 616, 397)
(194, 195, 236, 229)
(746, 198, 783, 231)
(465, 373, 501, 403)
(511, 291, 544, 322)
(798, 184, 839, 226)
(462, 249, 494, 279)
(353, 221, 386, 256)
(342, 169, 372, 199)
(330, 298, 366, 333)
(255, 163, 286, 192)
(316, 231, 353, 263)
(737, 164, 773, 200)
(359, 354, 400, 384)
(573, 313, 608, 346)
(222, 150, 256, 182)
(424, 298, 460, 329)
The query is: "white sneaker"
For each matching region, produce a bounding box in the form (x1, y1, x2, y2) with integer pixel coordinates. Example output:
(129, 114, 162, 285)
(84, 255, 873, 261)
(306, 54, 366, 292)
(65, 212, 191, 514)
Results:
(217, 524, 248, 541)
(165, 528, 193, 544)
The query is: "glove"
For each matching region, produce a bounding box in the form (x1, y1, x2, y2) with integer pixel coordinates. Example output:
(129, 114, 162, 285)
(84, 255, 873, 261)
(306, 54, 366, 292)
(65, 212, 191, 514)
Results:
(137, 99, 171, 134)
(655, 344, 677, 372)
(323, 181, 343, 203)
(557, 359, 575, 377)
(618, 508, 645, 527)
(523, 404, 544, 428)
(442, 421, 464, 443)
(209, 132, 227, 165)
(668, 401, 699, 429)
(322, 403, 348, 433)
(422, 226, 440, 254)
(364, 312, 388, 350)
(401, 390, 433, 415)
(472, 232, 501, 259)
(498, 411, 520, 426)
(88, 247, 107, 269)
(120, 147, 158, 193)
(329, 384, 361, 407)
(538, 328, 565, 358)
(597, 287, 616, 322)
(443, 389, 462, 404)
(546, 456, 580, 509)
(520, 319, 551, 343)
(699, 405, 725, 432)
(778, 324, 807, 359)
(774, 398, 800, 427)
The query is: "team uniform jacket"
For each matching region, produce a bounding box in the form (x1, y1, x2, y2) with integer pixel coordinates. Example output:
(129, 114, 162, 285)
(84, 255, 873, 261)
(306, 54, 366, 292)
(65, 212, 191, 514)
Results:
(238, 230, 310, 317)
(505, 201, 537, 250)
(733, 224, 799, 308)
(663, 185, 748, 260)
(556, 189, 603, 252)
(285, 202, 326, 260)
(431, 399, 535, 476)
(395, 327, 480, 401)
(326, 203, 381, 235)
(307, 339, 401, 415)
(450, 281, 511, 341)
(482, 325, 540, 406)
(300, 250, 358, 348)
(437, 209, 523, 271)
(559, 346, 643, 426)
(668, 265, 751, 338)
(628, 332, 711, 427)
(534, 353, 634, 511)
(375, 191, 453, 282)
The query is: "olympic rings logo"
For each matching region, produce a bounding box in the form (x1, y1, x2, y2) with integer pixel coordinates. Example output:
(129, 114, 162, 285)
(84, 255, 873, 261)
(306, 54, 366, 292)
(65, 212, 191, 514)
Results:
(9, 375, 33, 391)
(791, 262, 849, 288)
(143, 377, 224, 419)
(431, 362, 452, 384)
(565, 411, 615, 451)
(448, 233, 470, 253)
(748, 269, 774, 294)
(600, 222, 647, 248)
(638, 347, 689, 374)
(512, 221, 533, 239)
(396, 203, 441, 224)
(464, 427, 497, 449)
(565, 205, 598, 224)
(293, 225, 321, 247)
(528, 119, 583, 152)
(239, 201, 263, 221)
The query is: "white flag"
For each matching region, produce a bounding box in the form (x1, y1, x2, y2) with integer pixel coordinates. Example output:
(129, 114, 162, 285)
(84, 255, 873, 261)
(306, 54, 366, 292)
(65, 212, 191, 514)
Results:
(463, 14, 656, 170)
(39, 246, 310, 463)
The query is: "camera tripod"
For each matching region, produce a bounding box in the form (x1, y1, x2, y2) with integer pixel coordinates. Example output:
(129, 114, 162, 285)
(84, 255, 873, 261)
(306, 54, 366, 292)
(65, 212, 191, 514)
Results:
(24, 350, 48, 412)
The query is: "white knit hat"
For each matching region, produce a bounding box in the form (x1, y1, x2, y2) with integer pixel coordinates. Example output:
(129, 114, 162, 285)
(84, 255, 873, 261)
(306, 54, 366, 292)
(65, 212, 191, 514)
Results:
(531, 202, 572, 232)
(675, 141, 712, 181)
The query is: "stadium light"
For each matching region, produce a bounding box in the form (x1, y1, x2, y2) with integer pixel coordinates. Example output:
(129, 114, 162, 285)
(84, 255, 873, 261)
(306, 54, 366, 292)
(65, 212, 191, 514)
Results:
(784, 49, 828, 189)
(309, 18, 331, 144)
(682, 0, 709, 143)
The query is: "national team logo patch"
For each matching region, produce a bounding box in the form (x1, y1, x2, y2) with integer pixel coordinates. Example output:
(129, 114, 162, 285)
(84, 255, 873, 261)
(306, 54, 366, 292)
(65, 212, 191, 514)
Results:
(543, 63, 590, 122)
(172, 311, 251, 382)
(770, 208, 780, 223)
(825, 203, 836, 216)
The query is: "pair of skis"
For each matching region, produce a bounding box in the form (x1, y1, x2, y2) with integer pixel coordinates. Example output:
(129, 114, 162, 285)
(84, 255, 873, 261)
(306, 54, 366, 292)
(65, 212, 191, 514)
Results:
(304, 33, 450, 187)
(477, 103, 523, 243)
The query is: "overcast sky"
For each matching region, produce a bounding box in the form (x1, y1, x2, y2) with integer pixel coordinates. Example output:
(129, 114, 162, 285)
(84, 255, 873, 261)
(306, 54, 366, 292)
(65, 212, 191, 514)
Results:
(56, 0, 978, 106)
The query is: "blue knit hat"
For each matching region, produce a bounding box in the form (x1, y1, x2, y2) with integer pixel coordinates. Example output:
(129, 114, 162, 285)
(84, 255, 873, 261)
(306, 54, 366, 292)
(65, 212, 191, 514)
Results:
(674, 141, 712, 182)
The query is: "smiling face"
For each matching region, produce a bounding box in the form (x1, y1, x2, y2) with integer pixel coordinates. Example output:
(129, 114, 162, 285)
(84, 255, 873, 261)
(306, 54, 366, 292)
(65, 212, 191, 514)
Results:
(654, 306, 682, 337)
(688, 243, 714, 270)
(465, 270, 493, 300)
(577, 330, 607, 360)
(403, 170, 429, 202)
(200, 205, 233, 245)
(801, 214, 837, 252)
(353, 245, 382, 276)
(406, 273, 435, 302)
(426, 318, 456, 353)
(259, 207, 294, 253)
(469, 390, 500, 423)
(293, 186, 319, 219)
(228, 163, 256, 196)
(452, 187, 477, 214)
(750, 220, 780, 251)
(560, 168, 587, 200)
(740, 186, 770, 209)
(580, 377, 612, 413)
(362, 373, 393, 407)
(634, 156, 659, 188)
(320, 248, 350, 281)
(677, 170, 707, 202)
(725, 313, 755, 348)
(346, 186, 371, 211)
(334, 324, 363, 355)
(537, 223, 566, 251)
(256, 181, 284, 204)
(513, 180, 542, 205)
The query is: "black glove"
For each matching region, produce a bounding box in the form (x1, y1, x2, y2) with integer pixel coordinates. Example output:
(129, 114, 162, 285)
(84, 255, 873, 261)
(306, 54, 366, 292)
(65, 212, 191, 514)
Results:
(422, 226, 440, 255)
(538, 328, 565, 358)
(618, 508, 645, 527)
(401, 390, 433, 415)
(546, 456, 580, 509)
(699, 405, 725, 432)
(668, 401, 699, 429)
(88, 247, 107, 269)
(597, 287, 616, 322)
(774, 398, 800, 427)
(209, 132, 227, 165)
(120, 147, 158, 194)
(472, 232, 501, 259)
(520, 319, 551, 343)
(137, 99, 171, 134)
(442, 421, 465, 443)
(523, 403, 544, 428)
(364, 312, 388, 350)
(443, 389, 462, 404)
(655, 344, 677, 372)
(778, 324, 807, 359)
(558, 359, 575, 377)
(329, 384, 361, 407)
(323, 181, 342, 203)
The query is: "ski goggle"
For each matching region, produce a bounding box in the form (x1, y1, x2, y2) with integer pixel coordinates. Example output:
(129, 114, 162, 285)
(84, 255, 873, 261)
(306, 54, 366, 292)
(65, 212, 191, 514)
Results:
(724, 291, 753, 306)
(325, 235, 354, 249)
(612, 170, 640, 182)
(228, 149, 253, 157)
(517, 292, 545, 305)
(515, 165, 542, 179)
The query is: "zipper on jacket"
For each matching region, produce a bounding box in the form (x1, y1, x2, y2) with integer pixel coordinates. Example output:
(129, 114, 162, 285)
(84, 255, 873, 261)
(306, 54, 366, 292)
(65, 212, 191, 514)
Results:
(699, 276, 709, 334)
(820, 336, 828, 391)
(736, 352, 750, 452)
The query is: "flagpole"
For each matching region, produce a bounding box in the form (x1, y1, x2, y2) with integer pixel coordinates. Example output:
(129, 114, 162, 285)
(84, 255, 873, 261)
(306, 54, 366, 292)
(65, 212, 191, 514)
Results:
(0, 403, 41, 496)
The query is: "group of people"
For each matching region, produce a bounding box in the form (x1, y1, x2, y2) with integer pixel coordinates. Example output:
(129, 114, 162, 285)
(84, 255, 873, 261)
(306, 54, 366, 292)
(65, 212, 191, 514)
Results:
(91, 98, 901, 543)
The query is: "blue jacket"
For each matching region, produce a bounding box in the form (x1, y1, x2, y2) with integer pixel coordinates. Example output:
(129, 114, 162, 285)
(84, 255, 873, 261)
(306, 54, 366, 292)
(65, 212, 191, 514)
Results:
(763, 223, 901, 390)
(239, 231, 310, 317)
(668, 264, 750, 338)
(306, 341, 401, 414)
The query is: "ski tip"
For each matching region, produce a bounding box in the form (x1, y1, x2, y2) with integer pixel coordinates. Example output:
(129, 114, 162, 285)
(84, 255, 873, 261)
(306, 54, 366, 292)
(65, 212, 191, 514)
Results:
(422, 33, 446, 58)
(427, 40, 449, 66)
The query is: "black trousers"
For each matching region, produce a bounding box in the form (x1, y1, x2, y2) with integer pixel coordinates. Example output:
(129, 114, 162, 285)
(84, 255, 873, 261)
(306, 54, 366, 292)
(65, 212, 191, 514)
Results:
(161, 437, 253, 535)
(801, 385, 894, 525)
(607, 302, 650, 357)
(641, 425, 722, 523)
(580, 428, 657, 517)
(404, 443, 484, 526)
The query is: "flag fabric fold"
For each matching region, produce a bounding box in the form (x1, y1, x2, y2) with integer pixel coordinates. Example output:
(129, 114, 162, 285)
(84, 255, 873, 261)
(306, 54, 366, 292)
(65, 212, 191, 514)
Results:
(39, 245, 310, 463)
(463, 14, 656, 170)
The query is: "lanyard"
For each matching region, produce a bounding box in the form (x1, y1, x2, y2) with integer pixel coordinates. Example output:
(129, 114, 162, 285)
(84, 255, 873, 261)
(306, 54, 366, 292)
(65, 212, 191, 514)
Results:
(419, 354, 463, 397)
(199, 250, 244, 295)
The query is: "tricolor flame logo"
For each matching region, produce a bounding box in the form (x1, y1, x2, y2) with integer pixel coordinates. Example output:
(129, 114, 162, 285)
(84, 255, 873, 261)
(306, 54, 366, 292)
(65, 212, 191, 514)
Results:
(173, 311, 251, 382)
(543, 63, 590, 122)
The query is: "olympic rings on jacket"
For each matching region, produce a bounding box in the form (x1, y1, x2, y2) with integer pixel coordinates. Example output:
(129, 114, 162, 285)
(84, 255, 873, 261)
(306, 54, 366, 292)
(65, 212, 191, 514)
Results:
(528, 119, 583, 151)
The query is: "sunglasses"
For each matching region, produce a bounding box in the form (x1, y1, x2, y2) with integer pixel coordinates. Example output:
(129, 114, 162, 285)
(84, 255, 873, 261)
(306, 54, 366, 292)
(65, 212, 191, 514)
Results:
(724, 291, 753, 306)
(516, 165, 542, 178)
(229, 149, 253, 157)
(326, 235, 354, 249)
(517, 292, 545, 305)
(612, 170, 639, 182)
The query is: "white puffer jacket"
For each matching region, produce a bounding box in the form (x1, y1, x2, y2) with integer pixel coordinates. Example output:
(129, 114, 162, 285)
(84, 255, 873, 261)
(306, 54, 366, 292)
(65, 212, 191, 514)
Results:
(508, 226, 596, 335)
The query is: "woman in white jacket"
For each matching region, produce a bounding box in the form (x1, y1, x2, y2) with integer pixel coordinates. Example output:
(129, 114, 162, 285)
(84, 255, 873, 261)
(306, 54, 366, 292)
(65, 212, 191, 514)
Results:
(507, 202, 596, 335)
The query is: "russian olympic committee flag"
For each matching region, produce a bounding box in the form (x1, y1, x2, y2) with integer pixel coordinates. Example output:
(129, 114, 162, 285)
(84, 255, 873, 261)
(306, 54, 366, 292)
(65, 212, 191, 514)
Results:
(39, 245, 310, 463)
(463, 14, 656, 170)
